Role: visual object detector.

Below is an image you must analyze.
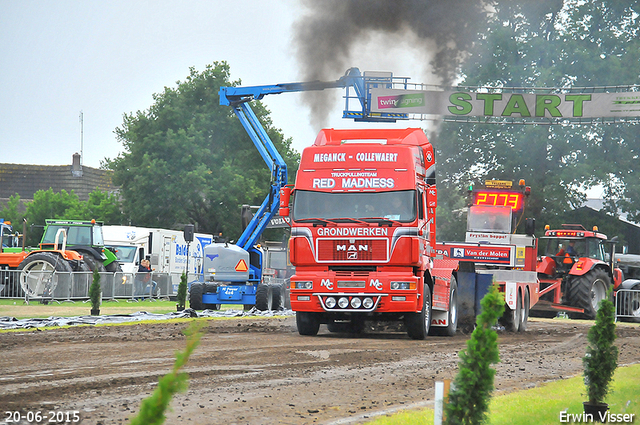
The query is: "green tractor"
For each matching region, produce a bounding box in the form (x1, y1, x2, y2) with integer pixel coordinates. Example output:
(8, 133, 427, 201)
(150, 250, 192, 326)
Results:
(39, 219, 121, 273)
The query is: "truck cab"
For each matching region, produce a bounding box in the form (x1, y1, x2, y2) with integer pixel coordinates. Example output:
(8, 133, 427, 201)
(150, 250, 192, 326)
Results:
(287, 128, 438, 339)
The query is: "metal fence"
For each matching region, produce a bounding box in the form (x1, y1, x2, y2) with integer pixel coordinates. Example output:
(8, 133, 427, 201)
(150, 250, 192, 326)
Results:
(0, 269, 203, 302)
(615, 289, 640, 322)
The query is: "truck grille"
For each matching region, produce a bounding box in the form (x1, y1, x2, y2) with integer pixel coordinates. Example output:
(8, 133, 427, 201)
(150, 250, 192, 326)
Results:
(316, 239, 388, 262)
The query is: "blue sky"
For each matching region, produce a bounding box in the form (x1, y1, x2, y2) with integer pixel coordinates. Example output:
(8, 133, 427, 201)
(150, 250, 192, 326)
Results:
(0, 0, 431, 168)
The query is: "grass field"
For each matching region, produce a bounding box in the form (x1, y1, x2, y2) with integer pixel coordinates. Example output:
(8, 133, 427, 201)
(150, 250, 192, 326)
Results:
(0, 298, 242, 319)
(366, 364, 640, 425)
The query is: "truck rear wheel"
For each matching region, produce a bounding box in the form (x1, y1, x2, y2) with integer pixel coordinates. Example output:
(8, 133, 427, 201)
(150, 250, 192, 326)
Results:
(430, 277, 458, 336)
(296, 312, 320, 336)
(405, 284, 432, 340)
(255, 282, 273, 311)
(18, 252, 73, 298)
(189, 282, 204, 310)
(501, 290, 522, 332)
(568, 269, 610, 319)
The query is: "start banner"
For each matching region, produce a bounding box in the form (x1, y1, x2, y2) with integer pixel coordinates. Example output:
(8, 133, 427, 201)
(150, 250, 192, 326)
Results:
(371, 88, 640, 119)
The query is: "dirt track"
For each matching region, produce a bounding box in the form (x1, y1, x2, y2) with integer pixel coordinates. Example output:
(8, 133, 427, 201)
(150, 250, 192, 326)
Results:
(0, 316, 639, 425)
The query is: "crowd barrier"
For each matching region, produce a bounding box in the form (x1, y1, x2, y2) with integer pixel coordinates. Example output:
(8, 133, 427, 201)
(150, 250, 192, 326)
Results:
(615, 288, 640, 322)
(0, 269, 204, 302)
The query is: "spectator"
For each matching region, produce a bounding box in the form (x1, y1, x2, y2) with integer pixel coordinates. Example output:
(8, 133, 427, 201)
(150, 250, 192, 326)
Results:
(134, 259, 157, 298)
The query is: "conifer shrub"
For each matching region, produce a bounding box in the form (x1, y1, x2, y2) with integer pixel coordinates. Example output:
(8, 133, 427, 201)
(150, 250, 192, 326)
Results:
(177, 272, 188, 310)
(445, 282, 504, 425)
(89, 268, 101, 314)
(583, 288, 618, 405)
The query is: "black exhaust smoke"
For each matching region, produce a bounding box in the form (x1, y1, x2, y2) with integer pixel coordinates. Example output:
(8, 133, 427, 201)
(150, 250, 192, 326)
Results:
(294, 0, 491, 126)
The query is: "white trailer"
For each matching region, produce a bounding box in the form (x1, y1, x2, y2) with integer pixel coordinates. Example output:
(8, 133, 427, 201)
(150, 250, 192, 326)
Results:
(103, 226, 213, 295)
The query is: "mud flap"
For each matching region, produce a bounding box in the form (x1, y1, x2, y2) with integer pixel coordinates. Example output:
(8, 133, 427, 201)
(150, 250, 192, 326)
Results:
(457, 267, 493, 328)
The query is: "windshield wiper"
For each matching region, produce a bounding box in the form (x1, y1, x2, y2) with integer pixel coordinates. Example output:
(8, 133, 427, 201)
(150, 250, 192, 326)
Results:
(295, 217, 334, 226)
(360, 217, 402, 226)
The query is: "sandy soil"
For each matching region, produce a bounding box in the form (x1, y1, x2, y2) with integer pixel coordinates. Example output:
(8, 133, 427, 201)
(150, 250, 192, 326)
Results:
(0, 317, 638, 425)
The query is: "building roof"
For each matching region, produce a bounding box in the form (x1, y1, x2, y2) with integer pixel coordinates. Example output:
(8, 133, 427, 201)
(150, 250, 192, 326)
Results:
(0, 154, 116, 203)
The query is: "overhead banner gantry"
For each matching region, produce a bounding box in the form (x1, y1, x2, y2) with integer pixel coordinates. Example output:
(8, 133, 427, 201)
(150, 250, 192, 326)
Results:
(369, 87, 640, 124)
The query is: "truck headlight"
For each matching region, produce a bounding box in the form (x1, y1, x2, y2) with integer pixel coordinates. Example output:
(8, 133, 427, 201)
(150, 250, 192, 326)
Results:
(350, 297, 362, 309)
(325, 297, 336, 308)
(294, 281, 313, 289)
(390, 281, 411, 290)
(338, 297, 349, 308)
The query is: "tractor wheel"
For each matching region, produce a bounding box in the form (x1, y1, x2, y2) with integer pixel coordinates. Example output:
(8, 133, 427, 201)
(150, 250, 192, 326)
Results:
(74, 260, 93, 299)
(501, 290, 522, 332)
(405, 284, 432, 340)
(430, 276, 459, 336)
(17, 252, 73, 298)
(567, 269, 611, 319)
(296, 312, 320, 336)
(105, 261, 122, 273)
(189, 282, 204, 310)
(83, 255, 107, 273)
(255, 281, 273, 311)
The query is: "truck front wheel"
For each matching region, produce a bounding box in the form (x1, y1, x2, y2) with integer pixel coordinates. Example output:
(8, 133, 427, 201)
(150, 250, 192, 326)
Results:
(405, 284, 432, 340)
(296, 312, 320, 336)
(568, 269, 610, 319)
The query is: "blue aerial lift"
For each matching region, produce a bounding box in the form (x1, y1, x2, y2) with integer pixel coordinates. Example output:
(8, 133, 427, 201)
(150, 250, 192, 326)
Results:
(188, 68, 410, 311)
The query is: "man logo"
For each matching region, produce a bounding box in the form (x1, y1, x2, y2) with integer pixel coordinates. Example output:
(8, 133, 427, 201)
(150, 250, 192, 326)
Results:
(370, 279, 383, 290)
(347, 252, 357, 259)
(321, 279, 333, 290)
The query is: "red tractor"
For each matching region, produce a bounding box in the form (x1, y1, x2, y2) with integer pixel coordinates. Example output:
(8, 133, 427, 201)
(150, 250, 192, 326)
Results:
(535, 224, 622, 319)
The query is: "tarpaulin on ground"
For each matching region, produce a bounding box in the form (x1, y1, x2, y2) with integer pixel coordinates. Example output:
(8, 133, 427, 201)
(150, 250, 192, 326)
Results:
(0, 308, 295, 330)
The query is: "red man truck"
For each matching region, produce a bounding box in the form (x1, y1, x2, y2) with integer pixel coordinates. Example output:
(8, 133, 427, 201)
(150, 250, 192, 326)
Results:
(283, 128, 446, 339)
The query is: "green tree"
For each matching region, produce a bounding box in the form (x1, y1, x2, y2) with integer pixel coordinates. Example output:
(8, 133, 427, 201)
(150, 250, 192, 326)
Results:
(0, 194, 23, 223)
(24, 189, 81, 245)
(434, 1, 640, 236)
(106, 62, 300, 239)
(63, 190, 123, 224)
(22, 188, 123, 246)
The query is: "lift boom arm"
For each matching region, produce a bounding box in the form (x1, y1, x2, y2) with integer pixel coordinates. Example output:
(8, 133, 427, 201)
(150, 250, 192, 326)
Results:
(218, 67, 408, 251)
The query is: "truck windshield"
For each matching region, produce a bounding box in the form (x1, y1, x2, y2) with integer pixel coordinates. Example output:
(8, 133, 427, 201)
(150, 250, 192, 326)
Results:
(109, 245, 137, 263)
(293, 190, 417, 222)
(467, 205, 512, 233)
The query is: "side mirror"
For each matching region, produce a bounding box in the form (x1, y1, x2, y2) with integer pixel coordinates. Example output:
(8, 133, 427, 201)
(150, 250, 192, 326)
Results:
(279, 186, 292, 217)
